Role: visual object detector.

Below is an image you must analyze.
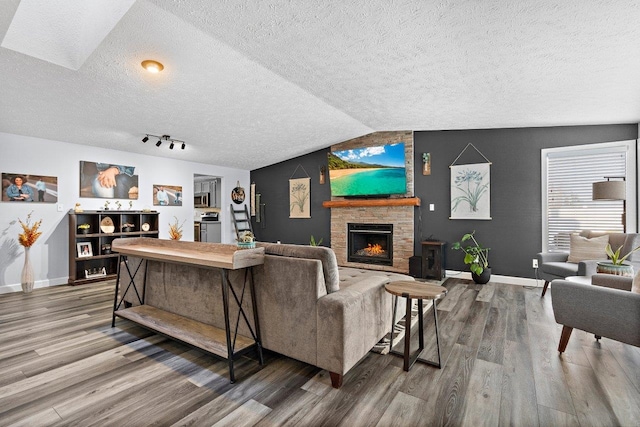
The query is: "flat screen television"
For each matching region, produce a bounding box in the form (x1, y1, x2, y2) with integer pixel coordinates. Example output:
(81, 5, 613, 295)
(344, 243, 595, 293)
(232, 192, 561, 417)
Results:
(328, 142, 407, 197)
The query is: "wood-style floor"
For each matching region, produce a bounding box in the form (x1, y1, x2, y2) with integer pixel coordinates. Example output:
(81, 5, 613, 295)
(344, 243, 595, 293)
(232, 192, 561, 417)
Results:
(1, 278, 639, 426)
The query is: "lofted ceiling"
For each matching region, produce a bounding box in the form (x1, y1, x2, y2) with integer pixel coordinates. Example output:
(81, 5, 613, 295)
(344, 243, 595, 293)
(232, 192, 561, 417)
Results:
(0, 0, 639, 170)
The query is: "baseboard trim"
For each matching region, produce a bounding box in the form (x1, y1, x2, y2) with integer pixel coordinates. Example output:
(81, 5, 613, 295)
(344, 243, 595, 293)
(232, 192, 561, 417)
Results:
(445, 270, 544, 288)
(0, 277, 68, 294)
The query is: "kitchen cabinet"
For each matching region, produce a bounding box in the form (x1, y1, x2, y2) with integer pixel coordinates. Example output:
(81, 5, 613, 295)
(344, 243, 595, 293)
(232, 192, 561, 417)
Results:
(211, 179, 220, 208)
(200, 222, 221, 243)
(194, 178, 220, 207)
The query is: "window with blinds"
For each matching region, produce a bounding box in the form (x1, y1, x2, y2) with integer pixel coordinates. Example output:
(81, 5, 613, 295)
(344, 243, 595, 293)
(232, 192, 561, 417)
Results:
(543, 143, 630, 252)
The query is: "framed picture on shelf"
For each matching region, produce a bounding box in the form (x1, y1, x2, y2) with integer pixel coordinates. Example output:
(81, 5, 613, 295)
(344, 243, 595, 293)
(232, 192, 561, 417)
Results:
(77, 242, 93, 258)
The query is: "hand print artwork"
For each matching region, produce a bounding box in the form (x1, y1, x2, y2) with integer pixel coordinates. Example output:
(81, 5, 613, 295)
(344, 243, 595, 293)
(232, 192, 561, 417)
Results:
(450, 163, 491, 220)
(289, 177, 311, 218)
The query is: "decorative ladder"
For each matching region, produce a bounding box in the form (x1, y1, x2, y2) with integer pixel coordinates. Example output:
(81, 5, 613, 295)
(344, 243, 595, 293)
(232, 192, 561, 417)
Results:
(230, 204, 253, 241)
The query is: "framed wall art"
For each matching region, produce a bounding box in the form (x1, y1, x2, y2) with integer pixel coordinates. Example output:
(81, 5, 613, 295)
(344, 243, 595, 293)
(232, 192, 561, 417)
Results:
(79, 161, 139, 199)
(289, 177, 311, 218)
(153, 185, 182, 206)
(2, 173, 58, 203)
(450, 162, 491, 220)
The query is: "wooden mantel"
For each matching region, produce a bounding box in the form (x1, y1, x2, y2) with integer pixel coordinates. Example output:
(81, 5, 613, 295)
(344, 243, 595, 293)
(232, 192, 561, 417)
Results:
(322, 197, 421, 208)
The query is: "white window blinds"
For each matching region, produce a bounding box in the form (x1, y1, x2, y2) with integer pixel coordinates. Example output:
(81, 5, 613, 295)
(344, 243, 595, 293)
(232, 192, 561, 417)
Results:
(543, 144, 629, 252)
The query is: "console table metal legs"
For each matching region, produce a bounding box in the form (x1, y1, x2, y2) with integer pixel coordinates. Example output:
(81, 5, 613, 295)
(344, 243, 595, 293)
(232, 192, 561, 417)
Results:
(112, 255, 264, 384)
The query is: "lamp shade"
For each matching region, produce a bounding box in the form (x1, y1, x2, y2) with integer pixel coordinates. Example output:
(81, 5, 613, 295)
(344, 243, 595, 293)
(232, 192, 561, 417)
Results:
(592, 180, 626, 200)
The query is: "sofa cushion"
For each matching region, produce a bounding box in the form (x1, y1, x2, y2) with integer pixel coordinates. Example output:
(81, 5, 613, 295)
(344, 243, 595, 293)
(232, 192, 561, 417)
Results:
(633, 270, 640, 294)
(262, 243, 340, 293)
(567, 234, 609, 263)
(338, 267, 414, 290)
(621, 234, 640, 262)
(541, 261, 579, 278)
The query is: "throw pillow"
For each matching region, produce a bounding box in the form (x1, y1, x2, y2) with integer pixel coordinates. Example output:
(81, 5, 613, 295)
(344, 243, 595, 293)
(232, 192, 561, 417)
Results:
(567, 234, 609, 263)
(621, 234, 640, 262)
(633, 270, 640, 294)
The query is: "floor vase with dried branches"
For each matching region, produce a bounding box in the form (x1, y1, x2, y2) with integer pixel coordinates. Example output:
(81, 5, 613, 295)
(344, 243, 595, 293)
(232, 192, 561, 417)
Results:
(21, 247, 34, 293)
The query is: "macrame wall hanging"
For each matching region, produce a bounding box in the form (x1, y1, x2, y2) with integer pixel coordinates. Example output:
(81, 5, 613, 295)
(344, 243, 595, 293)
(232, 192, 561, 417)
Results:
(449, 143, 492, 220)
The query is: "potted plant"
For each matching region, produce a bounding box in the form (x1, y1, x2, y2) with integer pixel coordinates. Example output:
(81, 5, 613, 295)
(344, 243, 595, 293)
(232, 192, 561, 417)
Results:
(310, 235, 323, 246)
(78, 223, 91, 234)
(452, 231, 491, 284)
(596, 243, 640, 276)
(237, 231, 256, 249)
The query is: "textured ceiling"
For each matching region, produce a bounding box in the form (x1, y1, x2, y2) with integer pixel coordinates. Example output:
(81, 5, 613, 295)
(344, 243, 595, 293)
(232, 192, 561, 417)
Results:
(1, 0, 639, 170)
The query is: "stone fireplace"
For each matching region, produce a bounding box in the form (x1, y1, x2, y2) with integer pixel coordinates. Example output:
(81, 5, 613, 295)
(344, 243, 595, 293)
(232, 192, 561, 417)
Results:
(348, 223, 393, 266)
(325, 131, 416, 274)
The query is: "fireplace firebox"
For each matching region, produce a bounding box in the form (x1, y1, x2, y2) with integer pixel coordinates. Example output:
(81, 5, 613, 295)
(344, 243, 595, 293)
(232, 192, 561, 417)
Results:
(348, 223, 393, 266)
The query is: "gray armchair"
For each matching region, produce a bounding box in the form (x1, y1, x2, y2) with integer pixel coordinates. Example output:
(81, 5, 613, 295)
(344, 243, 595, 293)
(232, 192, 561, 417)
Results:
(550, 275, 640, 352)
(537, 231, 640, 297)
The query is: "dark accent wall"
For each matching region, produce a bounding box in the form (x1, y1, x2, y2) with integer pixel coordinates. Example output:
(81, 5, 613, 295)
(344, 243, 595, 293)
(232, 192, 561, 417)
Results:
(414, 124, 638, 278)
(251, 124, 638, 278)
(250, 148, 332, 245)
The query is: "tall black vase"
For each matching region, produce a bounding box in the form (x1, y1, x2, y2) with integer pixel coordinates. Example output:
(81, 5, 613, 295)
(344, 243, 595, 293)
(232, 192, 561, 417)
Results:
(472, 267, 491, 284)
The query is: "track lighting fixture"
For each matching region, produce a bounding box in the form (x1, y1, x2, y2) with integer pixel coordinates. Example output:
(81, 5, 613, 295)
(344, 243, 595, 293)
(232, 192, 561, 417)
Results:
(143, 133, 186, 151)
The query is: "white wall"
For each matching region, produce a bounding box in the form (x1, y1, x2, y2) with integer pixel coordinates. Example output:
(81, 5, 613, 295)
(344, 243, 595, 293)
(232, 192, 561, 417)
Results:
(0, 132, 250, 293)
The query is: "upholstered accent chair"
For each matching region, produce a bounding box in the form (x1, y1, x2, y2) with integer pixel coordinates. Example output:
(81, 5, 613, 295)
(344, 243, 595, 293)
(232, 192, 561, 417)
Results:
(537, 231, 640, 297)
(550, 274, 640, 352)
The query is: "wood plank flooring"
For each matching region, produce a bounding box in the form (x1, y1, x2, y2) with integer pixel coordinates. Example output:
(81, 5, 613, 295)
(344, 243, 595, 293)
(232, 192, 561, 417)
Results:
(1, 278, 638, 426)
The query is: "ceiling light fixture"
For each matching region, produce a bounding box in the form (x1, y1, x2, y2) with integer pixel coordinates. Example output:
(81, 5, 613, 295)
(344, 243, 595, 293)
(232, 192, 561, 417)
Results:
(144, 133, 186, 151)
(141, 60, 164, 73)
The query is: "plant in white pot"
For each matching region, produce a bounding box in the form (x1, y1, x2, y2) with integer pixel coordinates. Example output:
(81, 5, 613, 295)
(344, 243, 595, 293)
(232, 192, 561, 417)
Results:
(452, 231, 491, 284)
(596, 243, 640, 276)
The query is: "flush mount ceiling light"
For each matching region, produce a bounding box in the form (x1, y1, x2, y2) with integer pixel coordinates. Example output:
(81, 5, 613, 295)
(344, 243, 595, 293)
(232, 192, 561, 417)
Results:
(141, 60, 164, 73)
(144, 133, 185, 151)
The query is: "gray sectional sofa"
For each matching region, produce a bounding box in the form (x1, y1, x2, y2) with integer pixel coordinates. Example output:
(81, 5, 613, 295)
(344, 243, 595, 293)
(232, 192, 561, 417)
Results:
(120, 243, 414, 388)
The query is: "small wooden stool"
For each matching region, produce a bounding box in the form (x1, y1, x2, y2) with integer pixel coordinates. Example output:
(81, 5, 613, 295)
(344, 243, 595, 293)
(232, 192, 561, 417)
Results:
(385, 280, 448, 371)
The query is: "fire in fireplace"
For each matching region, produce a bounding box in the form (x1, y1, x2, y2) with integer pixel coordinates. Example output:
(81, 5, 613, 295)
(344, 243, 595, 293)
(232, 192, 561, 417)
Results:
(348, 223, 393, 266)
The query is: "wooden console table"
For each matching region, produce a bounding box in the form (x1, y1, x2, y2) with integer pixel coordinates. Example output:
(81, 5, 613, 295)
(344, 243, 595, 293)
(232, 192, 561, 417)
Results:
(111, 238, 265, 383)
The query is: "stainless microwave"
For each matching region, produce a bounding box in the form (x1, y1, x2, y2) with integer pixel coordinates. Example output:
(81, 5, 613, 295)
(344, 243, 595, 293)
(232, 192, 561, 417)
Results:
(194, 193, 209, 208)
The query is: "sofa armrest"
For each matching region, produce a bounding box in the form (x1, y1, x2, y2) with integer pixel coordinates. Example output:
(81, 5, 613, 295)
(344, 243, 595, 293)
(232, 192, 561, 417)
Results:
(591, 273, 633, 291)
(550, 280, 640, 347)
(316, 276, 393, 375)
(537, 252, 569, 264)
(577, 259, 607, 276)
(253, 255, 328, 367)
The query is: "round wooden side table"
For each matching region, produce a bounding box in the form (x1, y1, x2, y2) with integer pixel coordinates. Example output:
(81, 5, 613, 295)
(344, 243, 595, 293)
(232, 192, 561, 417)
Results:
(385, 280, 448, 371)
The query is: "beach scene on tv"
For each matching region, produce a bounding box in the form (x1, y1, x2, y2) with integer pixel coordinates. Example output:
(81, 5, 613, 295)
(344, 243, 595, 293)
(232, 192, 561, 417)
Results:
(328, 143, 407, 197)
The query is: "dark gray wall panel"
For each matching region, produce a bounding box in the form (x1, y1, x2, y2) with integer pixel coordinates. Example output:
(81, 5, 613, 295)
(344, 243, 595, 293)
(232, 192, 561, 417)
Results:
(413, 124, 638, 278)
(250, 148, 331, 245)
